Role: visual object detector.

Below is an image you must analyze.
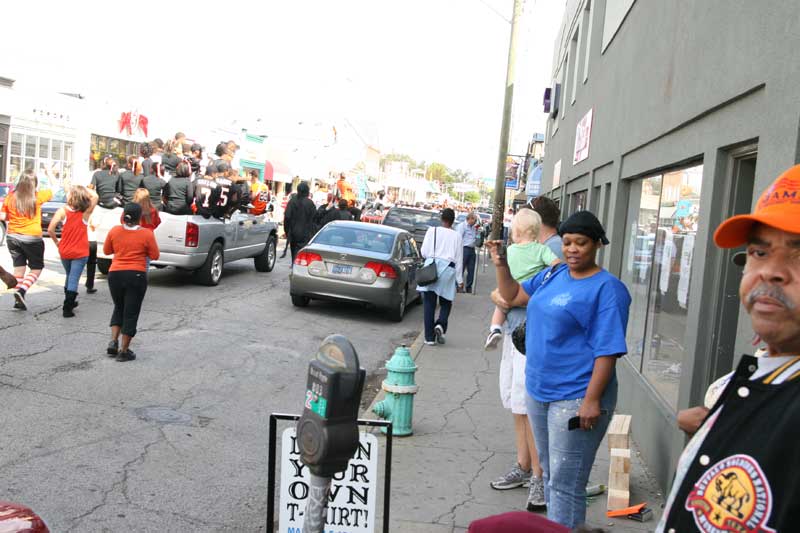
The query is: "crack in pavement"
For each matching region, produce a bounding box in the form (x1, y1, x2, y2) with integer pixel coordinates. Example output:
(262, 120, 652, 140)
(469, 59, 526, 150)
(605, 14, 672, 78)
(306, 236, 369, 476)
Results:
(431, 450, 496, 526)
(0, 344, 56, 365)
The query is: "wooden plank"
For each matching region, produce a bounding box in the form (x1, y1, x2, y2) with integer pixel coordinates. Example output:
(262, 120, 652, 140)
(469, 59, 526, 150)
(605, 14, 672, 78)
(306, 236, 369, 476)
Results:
(607, 414, 632, 450)
(607, 488, 630, 511)
(609, 448, 631, 474)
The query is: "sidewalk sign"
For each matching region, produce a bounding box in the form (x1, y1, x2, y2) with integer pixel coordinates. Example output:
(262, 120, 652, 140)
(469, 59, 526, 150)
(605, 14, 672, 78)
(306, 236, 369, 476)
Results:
(267, 414, 392, 533)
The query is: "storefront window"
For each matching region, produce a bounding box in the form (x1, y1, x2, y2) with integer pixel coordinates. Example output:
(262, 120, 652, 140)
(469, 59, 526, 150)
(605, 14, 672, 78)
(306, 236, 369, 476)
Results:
(89, 134, 141, 171)
(24, 136, 36, 158)
(570, 189, 587, 214)
(7, 132, 75, 184)
(621, 164, 703, 409)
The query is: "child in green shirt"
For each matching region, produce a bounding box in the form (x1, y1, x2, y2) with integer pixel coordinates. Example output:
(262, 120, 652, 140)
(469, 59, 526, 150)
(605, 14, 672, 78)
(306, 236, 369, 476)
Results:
(485, 209, 560, 350)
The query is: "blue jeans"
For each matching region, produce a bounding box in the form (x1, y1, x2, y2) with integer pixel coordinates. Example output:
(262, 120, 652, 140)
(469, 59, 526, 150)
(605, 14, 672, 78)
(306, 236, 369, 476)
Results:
(462, 246, 476, 292)
(526, 380, 617, 528)
(422, 291, 452, 342)
(61, 257, 89, 293)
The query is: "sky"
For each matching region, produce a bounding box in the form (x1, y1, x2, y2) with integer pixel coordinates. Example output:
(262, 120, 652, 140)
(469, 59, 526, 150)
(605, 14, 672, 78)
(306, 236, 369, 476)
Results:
(2, 0, 565, 179)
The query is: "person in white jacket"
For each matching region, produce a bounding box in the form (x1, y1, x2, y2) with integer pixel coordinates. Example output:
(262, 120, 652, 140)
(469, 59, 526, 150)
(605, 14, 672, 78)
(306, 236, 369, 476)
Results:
(418, 208, 463, 345)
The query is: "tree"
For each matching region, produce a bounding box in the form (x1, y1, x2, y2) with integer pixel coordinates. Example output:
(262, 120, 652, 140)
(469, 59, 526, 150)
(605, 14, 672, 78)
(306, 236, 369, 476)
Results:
(425, 162, 452, 183)
(464, 191, 481, 204)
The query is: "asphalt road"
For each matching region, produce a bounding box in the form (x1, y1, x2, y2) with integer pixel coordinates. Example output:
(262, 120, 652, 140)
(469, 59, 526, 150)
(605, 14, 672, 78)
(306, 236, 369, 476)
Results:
(0, 239, 421, 532)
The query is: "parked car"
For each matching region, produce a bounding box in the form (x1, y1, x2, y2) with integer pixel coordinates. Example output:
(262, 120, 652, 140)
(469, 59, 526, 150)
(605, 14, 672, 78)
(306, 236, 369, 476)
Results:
(94, 208, 279, 286)
(0, 182, 13, 246)
(289, 221, 423, 321)
(381, 206, 441, 247)
(40, 188, 68, 237)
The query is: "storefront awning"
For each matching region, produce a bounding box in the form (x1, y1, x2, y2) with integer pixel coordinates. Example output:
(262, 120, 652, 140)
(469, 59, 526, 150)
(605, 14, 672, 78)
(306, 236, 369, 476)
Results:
(265, 160, 293, 183)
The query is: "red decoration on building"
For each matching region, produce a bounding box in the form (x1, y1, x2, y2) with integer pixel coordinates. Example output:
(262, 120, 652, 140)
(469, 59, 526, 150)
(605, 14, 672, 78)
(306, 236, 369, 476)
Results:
(118, 111, 149, 137)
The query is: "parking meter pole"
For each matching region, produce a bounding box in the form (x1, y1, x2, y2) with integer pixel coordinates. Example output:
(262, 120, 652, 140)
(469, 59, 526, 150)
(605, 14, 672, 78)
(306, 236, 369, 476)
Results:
(303, 473, 332, 533)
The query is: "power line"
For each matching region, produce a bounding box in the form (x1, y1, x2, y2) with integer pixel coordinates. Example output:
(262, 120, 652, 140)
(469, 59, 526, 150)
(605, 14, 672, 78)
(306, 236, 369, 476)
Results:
(476, 0, 511, 24)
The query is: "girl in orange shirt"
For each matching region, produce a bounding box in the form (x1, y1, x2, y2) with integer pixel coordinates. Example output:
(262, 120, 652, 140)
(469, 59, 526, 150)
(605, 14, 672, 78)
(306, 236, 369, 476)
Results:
(0, 169, 52, 310)
(47, 185, 98, 317)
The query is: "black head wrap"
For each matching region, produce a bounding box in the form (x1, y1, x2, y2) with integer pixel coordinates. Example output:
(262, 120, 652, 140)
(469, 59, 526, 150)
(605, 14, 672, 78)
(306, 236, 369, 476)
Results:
(558, 210, 609, 245)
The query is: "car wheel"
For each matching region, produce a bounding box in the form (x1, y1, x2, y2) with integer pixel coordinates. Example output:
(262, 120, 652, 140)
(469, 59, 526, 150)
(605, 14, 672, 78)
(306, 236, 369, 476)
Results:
(291, 294, 310, 307)
(387, 286, 407, 322)
(254, 235, 277, 272)
(194, 242, 224, 286)
(97, 258, 112, 276)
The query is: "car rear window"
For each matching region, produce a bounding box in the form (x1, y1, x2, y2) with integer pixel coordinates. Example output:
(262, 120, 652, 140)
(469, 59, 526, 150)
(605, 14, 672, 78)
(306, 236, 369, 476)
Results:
(315, 226, 397, 254)
(385, 209, 438, 226)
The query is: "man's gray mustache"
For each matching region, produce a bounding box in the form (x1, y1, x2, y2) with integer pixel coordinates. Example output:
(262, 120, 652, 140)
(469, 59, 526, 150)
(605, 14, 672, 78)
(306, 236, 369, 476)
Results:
(747, 283, 796, 310)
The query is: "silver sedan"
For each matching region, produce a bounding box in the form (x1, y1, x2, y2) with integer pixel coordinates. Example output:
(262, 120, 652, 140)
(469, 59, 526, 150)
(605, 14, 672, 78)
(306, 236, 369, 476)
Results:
(289, 221, 424, 321)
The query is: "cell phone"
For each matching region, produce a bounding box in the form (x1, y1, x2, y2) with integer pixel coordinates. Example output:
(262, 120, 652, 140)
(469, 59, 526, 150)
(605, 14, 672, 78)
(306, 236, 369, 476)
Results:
(568, 410, 609, 430)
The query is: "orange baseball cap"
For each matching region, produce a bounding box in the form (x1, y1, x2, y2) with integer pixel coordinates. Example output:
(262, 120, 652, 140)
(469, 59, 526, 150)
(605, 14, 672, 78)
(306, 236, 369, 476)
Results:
(714, 164, 800, 248)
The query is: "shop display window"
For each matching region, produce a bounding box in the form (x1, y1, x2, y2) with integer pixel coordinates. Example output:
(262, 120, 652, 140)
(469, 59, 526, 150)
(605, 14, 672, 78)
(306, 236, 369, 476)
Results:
(7, 132, 74, 184)
(89, 134, 141, 170)
(620, 164, 704, 409)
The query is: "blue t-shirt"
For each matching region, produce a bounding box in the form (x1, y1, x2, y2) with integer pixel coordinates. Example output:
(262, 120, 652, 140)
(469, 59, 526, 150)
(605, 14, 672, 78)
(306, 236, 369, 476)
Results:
(521, 264, 631, 402)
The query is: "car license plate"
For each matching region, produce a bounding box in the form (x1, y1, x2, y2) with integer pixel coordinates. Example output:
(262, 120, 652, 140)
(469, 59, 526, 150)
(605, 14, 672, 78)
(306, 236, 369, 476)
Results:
(331, 264, 352, 275)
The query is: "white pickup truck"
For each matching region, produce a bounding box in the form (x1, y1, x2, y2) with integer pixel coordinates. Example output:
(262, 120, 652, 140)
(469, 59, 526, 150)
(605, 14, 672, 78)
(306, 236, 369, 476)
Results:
(94, 207, 279, 286)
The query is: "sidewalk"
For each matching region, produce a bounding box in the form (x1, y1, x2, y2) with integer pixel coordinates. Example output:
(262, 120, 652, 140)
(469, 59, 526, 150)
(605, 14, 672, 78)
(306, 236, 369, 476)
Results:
(381, 265, 664, 532)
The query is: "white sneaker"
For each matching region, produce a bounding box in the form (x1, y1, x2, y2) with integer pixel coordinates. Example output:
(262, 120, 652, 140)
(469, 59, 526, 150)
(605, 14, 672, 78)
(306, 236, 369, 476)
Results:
(434, 324, 445, 344)
(484, 328, 502, 350)
(424, 340, 435, 346)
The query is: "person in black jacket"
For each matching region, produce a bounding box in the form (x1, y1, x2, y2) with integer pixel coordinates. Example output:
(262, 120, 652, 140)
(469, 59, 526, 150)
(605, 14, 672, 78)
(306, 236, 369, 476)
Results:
(162, 161, 194, 215)
(119, 156, 144, 203)
(140, 142, 154, 177)
(348, 199, 362, 221)
(335, 199, 354, 221)
(141, 162, 165, 209)
(89, 155, 121, 208)
(283, 182, 317, 264)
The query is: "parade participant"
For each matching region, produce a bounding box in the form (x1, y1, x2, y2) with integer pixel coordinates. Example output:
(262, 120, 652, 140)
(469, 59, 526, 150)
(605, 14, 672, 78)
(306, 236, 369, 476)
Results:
(657, 164, 800, 533)
(487, 210, 631, 528)
(314, 193, 336, 230)
(89, 155, 122, 208)
(140, 142, 154, 177)
(161, 139, 181, 177)
(348, 199, 362, 221)
(418, 208, 463, 346)
(212, 161, 234, 218)
(334, 198, 354, 221)
(141, 162, 165, 208)
(0, 170, 53, 310)
(119, 156, 144, 203)
(485, 209, 559, 350)
(487, 209, 560, 512)
(103, 203, 159, 362)
(150, 138, 164, 165)
(284, 182, 317, 264)
(132, 188, 160, 232)
(457, 212, 481, 293)
(190, 143, 207, 176)
(193, 166, 222, 219)
(162, 161, 194, 215)
(47, 185, 98, 317)
(228, 169, 251, 214)
(250, 170, 270, 216)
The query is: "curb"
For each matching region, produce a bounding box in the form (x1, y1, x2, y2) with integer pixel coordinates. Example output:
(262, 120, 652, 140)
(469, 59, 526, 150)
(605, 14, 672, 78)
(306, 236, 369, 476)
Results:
(363, 329, 426, 422)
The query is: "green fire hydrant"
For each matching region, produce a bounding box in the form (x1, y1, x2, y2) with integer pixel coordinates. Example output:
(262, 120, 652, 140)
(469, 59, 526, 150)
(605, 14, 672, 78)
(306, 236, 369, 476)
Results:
(372, 345, 418, 436)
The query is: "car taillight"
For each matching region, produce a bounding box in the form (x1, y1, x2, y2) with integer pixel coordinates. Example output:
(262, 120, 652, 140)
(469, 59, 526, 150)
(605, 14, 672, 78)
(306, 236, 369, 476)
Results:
(185, 222, 199, 247)
(295, 251, 323, 266)
(365, 262, 398, 279)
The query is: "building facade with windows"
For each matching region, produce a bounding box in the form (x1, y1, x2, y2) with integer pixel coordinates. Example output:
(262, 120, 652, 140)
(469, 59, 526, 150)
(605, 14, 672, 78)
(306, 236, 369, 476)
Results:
(536, 0, 800, 490)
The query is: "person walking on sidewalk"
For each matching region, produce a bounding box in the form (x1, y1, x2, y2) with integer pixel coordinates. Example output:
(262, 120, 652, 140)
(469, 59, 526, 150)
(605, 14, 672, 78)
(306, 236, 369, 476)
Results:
(103, 203, 160, 362)
(529, 196, 563, 258)
(84, 207, 100, 294)
(0, 169, 53, 310)
(47, 185, 98, 317)
(658, 164, 800, 533)
(488, 209, 560, 512)
(418, 208, 463, 345)
(487, 210, 631, 528)
(457, 211, 481, 293)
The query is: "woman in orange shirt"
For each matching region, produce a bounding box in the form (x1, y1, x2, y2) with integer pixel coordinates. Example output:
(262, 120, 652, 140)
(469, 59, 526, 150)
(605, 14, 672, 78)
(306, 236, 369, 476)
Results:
(47, 185, 98, 317)
(103, 203, 160, 362)
(0, 169, 53, 310)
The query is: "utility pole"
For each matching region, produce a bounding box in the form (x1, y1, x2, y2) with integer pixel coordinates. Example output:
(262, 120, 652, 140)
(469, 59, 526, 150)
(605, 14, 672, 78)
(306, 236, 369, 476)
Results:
(491, 0, 523, 240)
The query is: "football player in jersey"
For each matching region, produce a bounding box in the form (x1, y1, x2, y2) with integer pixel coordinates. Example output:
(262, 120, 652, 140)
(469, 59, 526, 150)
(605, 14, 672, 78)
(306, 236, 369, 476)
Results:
(250, 170, 270, 216)
(212, 161, 234, 218)
(193, 163, 222, 219)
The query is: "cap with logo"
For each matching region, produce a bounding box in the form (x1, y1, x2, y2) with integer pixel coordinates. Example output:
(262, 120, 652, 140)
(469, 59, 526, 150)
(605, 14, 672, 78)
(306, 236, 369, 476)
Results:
(715, 164, 800, 248)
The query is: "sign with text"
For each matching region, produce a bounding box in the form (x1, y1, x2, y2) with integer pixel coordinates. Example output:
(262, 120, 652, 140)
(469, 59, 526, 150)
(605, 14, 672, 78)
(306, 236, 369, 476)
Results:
(279, 427, 378, 533)
(573, 108, 593, 165)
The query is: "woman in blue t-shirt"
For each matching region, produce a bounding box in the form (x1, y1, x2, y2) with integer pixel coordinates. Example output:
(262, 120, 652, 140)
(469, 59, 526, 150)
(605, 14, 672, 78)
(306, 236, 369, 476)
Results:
(487, 210, 632, 528)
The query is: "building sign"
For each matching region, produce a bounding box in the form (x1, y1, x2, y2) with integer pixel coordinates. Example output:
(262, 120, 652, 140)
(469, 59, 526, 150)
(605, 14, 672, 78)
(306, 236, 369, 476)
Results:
(505, 156, 521, 190)
(573, 108, 593, 165)
(553, 159, 562, 188)
(279, 427, 378, 532)
(526, 162, 542, 197)
(118, 111, 149, 138)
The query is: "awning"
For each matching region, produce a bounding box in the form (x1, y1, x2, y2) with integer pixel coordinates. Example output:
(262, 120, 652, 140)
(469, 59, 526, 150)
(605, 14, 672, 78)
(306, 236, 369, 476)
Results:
(265, 160, 293, 183)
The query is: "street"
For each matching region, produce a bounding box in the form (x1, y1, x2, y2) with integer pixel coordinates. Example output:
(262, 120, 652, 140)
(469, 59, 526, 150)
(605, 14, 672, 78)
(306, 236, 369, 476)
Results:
(0, 240, 420, 532)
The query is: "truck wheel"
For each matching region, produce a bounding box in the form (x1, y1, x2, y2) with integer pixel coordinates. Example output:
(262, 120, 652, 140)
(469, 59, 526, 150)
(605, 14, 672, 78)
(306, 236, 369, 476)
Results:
(194, 242, 224, 286)
(97, 258, 111, 276)
(254, 235, 277, 272)
(291, 294, 310, 307)
(387, 286, 407, 322)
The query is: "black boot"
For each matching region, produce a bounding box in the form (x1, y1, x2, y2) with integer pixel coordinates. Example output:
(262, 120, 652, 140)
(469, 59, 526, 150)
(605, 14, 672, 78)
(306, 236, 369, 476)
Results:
(64, 288, 79, 308)
(62, 290, 78, 318)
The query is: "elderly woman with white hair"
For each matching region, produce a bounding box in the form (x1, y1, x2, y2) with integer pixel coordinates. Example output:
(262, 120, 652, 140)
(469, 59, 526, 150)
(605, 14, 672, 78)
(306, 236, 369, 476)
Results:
(487, 208, 560, 512)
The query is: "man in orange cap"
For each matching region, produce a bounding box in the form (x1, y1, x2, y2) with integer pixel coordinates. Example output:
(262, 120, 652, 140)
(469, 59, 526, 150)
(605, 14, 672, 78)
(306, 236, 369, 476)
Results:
(657, 164, 800, 532)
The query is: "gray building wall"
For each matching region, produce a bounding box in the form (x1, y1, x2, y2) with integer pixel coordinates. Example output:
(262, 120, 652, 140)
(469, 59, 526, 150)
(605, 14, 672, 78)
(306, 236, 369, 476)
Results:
(536, 0, 800, 490)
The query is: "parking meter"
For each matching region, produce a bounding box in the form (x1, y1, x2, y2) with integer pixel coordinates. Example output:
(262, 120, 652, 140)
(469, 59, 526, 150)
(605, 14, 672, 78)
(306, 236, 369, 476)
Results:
(297, 335, 366, 533)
